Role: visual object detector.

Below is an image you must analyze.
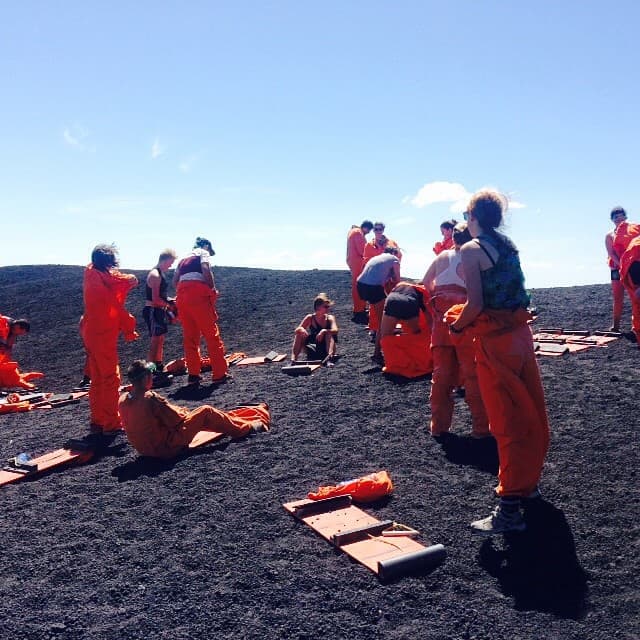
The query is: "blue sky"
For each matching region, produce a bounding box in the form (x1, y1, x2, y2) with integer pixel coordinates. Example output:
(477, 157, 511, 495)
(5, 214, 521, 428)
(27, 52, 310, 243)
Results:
(1, 1, 639, 288)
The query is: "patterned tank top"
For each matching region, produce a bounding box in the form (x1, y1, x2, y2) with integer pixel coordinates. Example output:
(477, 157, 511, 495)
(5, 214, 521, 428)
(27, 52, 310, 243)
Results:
(476, 234, 530, 311)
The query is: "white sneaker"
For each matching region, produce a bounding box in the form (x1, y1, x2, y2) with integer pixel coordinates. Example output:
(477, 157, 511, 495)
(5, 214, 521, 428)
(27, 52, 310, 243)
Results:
(471, 505, 526, 536)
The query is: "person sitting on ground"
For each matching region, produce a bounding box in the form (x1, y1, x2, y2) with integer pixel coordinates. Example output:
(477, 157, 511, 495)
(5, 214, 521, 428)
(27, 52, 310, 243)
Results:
(423, 222, 490, 438)
(119, 360, 270, 459)
(0, 316, 30, 362)
(357, 248, 401, 363)
(433, 219, 457, 255)
(143, 249, 178, 377)
(291, 293, 338, 365)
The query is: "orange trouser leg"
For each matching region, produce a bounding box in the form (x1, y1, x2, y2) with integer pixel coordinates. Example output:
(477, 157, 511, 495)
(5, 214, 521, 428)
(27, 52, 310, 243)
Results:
(348, 261, 366, 313)
(474, 324, 550, 497)
(628, 289, 640, 343)
(456, 341, 490, 436)
(177, 292, 228, 379)
(173, 404, 271, 448)
(611, 279, 624, 327)
(429, 346, 458, 435)
(85, 332, 121, 430)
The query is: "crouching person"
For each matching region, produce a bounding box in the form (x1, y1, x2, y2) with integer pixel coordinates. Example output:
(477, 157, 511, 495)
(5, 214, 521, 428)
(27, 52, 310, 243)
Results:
(119, 360, 270, 459)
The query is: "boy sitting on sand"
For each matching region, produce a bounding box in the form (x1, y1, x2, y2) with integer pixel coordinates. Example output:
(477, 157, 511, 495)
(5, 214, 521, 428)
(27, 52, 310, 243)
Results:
(119, 360, 270, 459)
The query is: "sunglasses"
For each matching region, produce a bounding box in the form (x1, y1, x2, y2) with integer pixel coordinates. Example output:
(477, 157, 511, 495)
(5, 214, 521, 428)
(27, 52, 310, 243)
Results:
(373, 227, 385, 232)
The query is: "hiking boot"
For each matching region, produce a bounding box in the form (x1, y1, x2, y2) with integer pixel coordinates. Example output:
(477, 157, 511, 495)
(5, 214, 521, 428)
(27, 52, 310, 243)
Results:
(609, 325, 621, 333)
(524, 486, 543, 500)
(212, 372, 233, 384)
(77, 376, 91, 389)
(470, 505, 526, 536)
(187, 374, 201, 386)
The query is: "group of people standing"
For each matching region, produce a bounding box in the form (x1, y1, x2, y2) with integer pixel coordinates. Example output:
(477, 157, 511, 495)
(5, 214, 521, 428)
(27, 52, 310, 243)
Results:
(347, 192, 550, 535)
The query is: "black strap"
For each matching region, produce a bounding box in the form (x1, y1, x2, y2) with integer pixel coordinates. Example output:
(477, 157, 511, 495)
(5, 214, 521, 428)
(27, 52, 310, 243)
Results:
(475, 239, 497, 267)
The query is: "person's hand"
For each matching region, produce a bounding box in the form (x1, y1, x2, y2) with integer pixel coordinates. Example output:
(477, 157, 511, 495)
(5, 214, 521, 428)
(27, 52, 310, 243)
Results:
(295, 326, 308, 336)
(317, 329, 327, 340)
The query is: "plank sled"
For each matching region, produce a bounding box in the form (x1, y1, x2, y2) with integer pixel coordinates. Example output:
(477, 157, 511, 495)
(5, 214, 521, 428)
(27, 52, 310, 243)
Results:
(282, 361, 323, 376)
(283, 495, 446, 581)
(0, 438, 95, 487)
(187, 430, 225, 449)
(235, 351, 287, 366)
(32, 391, 88, 409)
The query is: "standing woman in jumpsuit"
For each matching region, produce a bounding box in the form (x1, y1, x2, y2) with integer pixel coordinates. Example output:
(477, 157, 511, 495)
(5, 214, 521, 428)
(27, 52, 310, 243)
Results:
(82, 244, 138, 433)
(447, 191, 549, 535)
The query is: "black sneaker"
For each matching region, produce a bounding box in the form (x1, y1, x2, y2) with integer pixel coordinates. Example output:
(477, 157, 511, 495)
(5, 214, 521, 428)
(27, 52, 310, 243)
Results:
(187, 374, 201, 386)
(471, 505, 526, 536)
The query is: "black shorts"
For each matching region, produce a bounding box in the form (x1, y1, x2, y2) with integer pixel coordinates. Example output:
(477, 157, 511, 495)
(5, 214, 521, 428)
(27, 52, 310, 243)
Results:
(357, 282, 386, 304)
(611, 269, 621, 281)
(143, 307, 169, 337)
(384, 292, 421, 320)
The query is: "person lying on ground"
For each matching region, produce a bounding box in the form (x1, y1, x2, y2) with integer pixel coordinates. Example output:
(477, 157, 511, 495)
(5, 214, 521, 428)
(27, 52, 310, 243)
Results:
(118, 360, 270, 459)
(291, 293, 338, 365)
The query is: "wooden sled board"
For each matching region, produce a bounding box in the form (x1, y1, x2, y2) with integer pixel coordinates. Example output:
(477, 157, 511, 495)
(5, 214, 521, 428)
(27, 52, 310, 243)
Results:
(236, 354, 287, 366)
(32, 391, 88, 410)
(283, 495, 445, 581)
(0, 440, 94, 487)
(282, 363, 322, 376)
(187, 430, 225, 449)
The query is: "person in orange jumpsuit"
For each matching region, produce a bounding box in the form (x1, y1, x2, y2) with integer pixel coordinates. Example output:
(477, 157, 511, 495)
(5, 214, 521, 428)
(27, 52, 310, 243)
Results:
(173, 237, 229, 386)
(0, 315, 43, 389)
(423, 223, 489, 438)
(620, 235, 640, 346)
(346, 220, 373, 322)
(605, 207, 638, 332)
(119, 360, 270, 459)
(432, 219, 457, 255)
(362, 222, 402, 334)
(82, 244, 139, 433)
(378, 281, 433, 378)
(447, 191, 549, 536)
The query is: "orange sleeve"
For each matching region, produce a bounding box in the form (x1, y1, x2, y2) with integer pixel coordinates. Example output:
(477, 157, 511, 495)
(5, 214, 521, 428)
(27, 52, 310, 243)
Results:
(150, 394, 189, 430)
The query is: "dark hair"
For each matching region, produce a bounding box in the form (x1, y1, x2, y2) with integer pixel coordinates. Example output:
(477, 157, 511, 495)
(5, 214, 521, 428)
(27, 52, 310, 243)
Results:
(383, 247, 399, 256)
(440, 219, 457, 230)
(194, 237, 215, 256)
(126, 359, 156, 382)
(361, 220, 374, 231)
(10, 319, 30, 332)
(452, 223, 472, 247)
(610, 206, 627, 221)
(467, 191, 518, 252)
(91, 244, 118, 272)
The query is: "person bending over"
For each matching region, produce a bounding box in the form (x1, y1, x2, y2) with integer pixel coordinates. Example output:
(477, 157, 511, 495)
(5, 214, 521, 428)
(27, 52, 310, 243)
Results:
(357, 248, 401, 363)
(119, 360, 270, 459)
(0, 316, 30, 362)
(144, 249, 178, 375)
(291, 293, 338, 364)
(449, 191, 549, 536)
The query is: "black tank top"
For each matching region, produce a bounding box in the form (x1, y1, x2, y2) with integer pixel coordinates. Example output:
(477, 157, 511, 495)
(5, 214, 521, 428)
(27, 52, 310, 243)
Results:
(145, 269, 168, 303)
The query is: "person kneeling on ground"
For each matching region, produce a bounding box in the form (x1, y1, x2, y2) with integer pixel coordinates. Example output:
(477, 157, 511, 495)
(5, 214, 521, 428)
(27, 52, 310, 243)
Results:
(291, 293, 338, 365)
(119, 360, 270, 459)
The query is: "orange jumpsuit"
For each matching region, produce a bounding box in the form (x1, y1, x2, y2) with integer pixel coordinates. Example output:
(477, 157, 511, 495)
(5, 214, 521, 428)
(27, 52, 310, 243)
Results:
(346, 226, 368, 314)
(380, 284, 433, 378)
(176, 281, 228, 380)
(445, 304, 549, 497)
(430, 286, 489, 437)
(118, 391, 269, 458)
(612, 221, 640, 259)
(82, 266, 138, 431)
(433, 237, 454, 255)
(362, 237, 402, 331)
(620, 236, 640, 344)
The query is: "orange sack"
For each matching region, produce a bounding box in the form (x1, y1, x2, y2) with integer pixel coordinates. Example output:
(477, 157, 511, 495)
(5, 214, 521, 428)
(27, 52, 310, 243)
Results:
(380, 332, 432, 378)
(308, 470, 393, 503)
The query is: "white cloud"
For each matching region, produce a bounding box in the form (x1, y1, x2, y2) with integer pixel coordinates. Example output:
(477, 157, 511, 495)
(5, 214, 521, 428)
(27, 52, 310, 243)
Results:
(151, 138, 164, 159)
(63, 124, 91, 151)
(405, 181, 471, 213)
(405, 181, 526, 213)
(179, 154, 199, 173)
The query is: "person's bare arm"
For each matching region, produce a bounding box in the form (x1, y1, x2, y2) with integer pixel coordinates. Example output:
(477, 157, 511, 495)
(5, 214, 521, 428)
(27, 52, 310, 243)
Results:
(147, 270, 165, 306)
(201, 260, 215, 289)
(450, 243, 485, 330)
(422, 256, 439, 293)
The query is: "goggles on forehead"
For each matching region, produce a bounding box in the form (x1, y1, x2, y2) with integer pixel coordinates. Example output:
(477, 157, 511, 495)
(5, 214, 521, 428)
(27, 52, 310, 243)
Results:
(128, 362, 157, 381)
